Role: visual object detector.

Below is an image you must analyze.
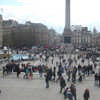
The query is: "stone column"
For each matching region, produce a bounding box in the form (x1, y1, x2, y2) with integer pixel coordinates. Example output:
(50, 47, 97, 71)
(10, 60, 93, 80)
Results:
(63, 0, 72, 43)
(63, 0, 74, 53)
(65, 0, 70, 30)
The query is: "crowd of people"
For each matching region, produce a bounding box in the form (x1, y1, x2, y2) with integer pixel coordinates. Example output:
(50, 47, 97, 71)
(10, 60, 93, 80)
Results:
(39, 50, 100, 100)
(1, 48, 100, 100)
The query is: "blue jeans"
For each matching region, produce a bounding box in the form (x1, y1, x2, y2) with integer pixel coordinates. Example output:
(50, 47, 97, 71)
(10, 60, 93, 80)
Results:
(95, 80, 98, 86)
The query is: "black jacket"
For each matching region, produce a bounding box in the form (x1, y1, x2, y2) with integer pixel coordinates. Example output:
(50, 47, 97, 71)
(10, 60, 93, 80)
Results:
(60, 77, 66, 88)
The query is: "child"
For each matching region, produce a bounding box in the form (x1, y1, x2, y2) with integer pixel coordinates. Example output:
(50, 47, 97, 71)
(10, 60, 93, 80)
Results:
(63, 87, 68, 99)
(83, 88, 90, 100)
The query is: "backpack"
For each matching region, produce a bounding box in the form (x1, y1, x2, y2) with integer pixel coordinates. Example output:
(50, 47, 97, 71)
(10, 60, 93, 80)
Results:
(26, 69, 29, 74)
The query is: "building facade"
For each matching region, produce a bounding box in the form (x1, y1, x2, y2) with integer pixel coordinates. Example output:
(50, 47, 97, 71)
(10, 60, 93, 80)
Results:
(2, 19, 62, 48)
(72, 26, 92, 48)
(3, 21, 49, 48)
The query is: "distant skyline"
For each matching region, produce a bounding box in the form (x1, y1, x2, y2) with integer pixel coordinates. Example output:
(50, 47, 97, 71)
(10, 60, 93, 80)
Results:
(0, 0, 100, 33)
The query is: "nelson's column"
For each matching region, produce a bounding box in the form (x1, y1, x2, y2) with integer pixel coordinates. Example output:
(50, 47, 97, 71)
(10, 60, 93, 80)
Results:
(63, 0, 73, 53)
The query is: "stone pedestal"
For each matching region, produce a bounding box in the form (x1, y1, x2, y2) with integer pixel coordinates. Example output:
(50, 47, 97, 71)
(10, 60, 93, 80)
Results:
(63, 28, 72, 43)
(64, 43, 73, 53)
(63, 29, 74, 53)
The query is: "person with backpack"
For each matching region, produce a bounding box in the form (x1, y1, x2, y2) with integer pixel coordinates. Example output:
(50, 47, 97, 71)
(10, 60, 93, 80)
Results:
(63, 87, 68, 99)
(61, 66, 64, 73)
(83, 88, 90, 100)
(66, 88, 73, 100)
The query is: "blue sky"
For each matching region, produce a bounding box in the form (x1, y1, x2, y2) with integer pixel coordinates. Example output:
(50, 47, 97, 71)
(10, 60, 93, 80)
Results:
(0, 0, 23, 6)
(0, 0, 100, 33)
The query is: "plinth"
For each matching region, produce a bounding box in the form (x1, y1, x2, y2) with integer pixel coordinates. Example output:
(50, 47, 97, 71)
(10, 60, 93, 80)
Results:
(63, 28, 74, 53)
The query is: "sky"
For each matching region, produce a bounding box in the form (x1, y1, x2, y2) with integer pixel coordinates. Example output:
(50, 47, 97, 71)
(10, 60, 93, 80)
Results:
(0, 0, 100, 33)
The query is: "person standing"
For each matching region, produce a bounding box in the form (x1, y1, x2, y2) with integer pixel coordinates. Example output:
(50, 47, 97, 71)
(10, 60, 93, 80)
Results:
(0, 89, 1, 94)
(51, 58, 54, 64)
(25, 67, 29, 79)
(38, 65, 43, 78)
(16, 64, 20, 78)
(94, 73, 98, 86)
(56, 67, 62, 82)
(48, 68, 52, 81)
(45, 71, 50, 88)
(60, 76, 66, 93)
(83, 88, 90, 100)
(72, 68, 77, 83)
(67, 69, 71, 81)
(53, 66, 56, 81)
(63, 87, 68, 99)
(78, 64, 81, 75)
(70, 83, 77, 100)
(66, 88, 73, 100)
(3, 66, 6, 78)
(99, 73, 100, 87)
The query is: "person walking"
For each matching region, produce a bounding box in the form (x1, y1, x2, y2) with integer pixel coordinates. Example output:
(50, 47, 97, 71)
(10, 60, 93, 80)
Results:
(83, 88, 90, 100)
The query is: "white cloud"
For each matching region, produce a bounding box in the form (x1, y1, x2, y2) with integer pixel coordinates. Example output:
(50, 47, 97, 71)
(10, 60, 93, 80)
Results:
(71, 0, 100, 25)
(0, 0, 100, 33)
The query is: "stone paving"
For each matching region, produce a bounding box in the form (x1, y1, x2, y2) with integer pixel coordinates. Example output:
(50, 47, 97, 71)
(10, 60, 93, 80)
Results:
(0, 54, 100, 100)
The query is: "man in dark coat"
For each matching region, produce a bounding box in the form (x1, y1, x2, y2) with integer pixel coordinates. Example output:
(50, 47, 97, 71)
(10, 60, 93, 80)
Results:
(38, 65, 43, 78)
(16, 64, 20, 78)
(60, 76, 66, 93)
(70, 83, 77, 100)
(67, 69, 71, 81)
(99, 73, 100, 87)
(53, 66, 56, 81)
(45, 71, 50, 88)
